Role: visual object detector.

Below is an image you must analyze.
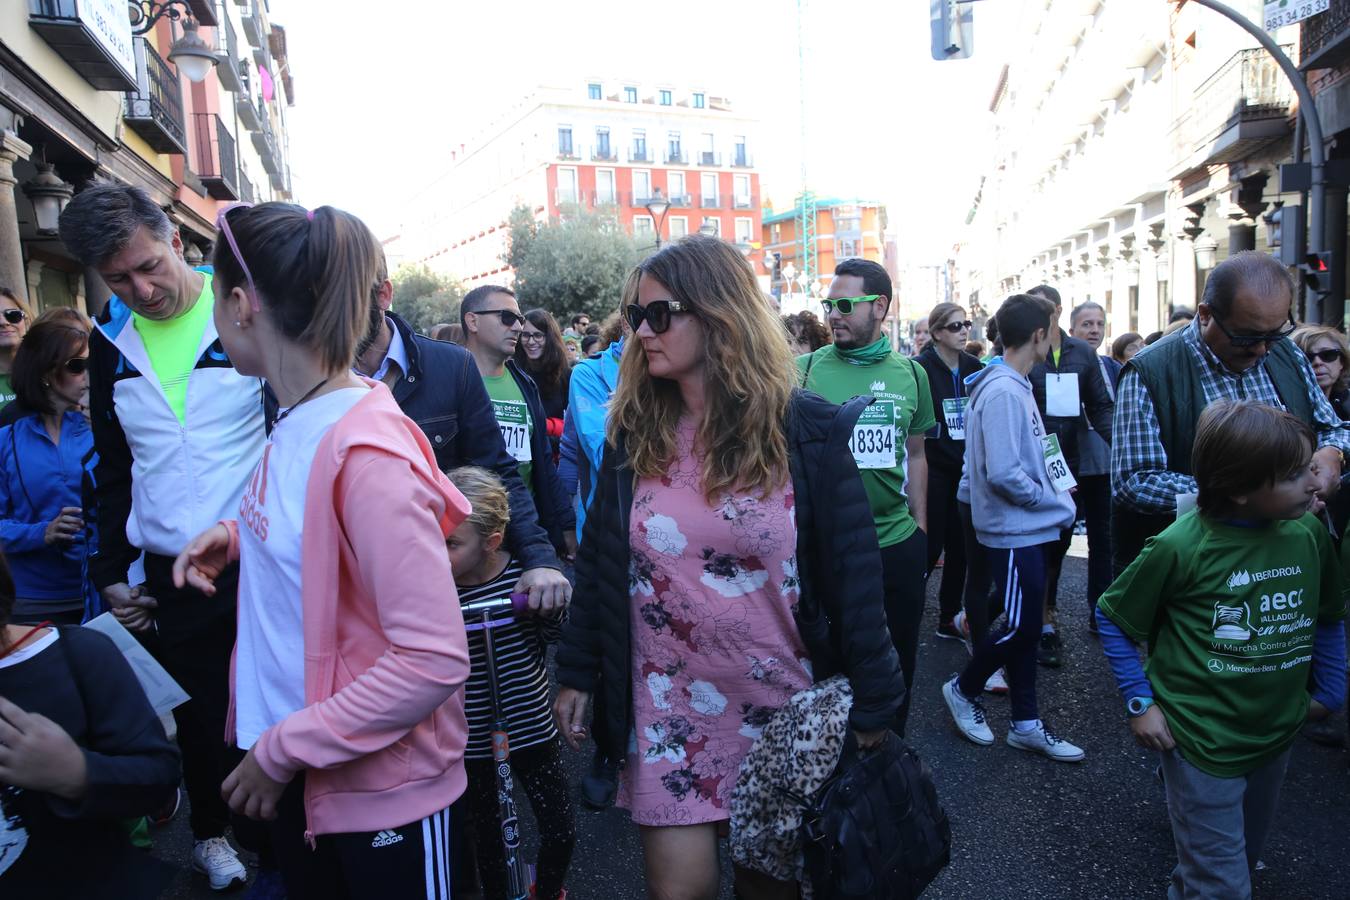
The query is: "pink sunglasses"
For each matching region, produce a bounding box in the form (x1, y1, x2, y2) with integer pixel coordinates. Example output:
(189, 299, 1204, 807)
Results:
(215, 202, 260, 313)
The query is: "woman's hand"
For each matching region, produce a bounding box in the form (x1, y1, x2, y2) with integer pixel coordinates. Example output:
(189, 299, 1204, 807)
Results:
(172, 524, 232, 596)
(43, 507, 84, 546)
(0, 696, 88, 801)
(553, 687, 590, 750)
(221, 747, 289, 821)
(1129, 704, 1176, 752)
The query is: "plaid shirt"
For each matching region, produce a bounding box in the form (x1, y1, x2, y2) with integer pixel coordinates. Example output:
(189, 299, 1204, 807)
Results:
(1112, 321, 1350, 514)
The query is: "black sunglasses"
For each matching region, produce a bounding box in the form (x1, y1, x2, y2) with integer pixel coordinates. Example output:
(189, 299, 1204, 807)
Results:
(937, 320, 974, 333)
(471, 308, 524, 328)
(64, 357, 88, 375)
(626, 299, 690, 335)
(1307, 348, 1344, 364)
(2, 309, 25, 325)
(1210, 312, 1295, 349)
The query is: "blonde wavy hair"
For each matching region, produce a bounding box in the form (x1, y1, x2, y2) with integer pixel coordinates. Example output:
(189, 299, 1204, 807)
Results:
(445, 465, 511, 539)
(608, 235, 796, 501)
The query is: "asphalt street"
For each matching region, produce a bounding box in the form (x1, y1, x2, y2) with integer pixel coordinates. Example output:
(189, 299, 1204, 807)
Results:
(158, 551, 1350, 899)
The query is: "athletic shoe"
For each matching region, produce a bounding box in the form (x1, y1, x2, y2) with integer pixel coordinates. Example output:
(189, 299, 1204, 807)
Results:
(192, 836, 248, 891)
(984, 668, 1008, 694)
(935, 619, 963, 641)
(942, 677, 994, 746)
(149, 786, 181, 827)
(1037, 630, 1062, 668)
(1006, 722, 1085, 762)
(580, 753, 618, 810)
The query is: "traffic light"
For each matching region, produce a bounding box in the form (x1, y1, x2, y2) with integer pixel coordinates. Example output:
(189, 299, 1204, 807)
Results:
(931, 0, 974, 60)
(1268, 205, 1306, 267)
(1304, 251, 1334, 293)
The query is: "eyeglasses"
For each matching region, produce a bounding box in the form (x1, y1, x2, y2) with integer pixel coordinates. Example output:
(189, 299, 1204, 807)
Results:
(1, 309, 25, 325)
(625, 299, 689, 334)
(215, 202, 260, 313)
(820, 295, 881, 316)
(520, 332, 546, 344)
(1307, 348, 1344, 364)
(471, 308, 524, 328)
(1209, 312, 1296, 349)
(937, 320, 974, 333)
(63, 357, 88, 375)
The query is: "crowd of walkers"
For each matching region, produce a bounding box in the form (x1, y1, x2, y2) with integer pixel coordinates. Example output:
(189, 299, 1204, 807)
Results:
(0, 182, 1344, 900)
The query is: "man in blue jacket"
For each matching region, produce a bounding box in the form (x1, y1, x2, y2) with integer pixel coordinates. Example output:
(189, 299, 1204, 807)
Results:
(559, 332, 624, 543)
(354, 270, 572, 611)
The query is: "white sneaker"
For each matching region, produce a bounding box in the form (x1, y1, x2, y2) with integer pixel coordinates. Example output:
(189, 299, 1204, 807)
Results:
(1006, 722, 1086, 763)
(192, 836, 248, 891)
(984, 668, 1008, 694)
(942, 677, 994, 745)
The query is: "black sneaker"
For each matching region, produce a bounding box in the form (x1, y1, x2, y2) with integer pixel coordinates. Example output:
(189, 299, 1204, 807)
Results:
(580, 752, 619, 810)
(935, 619, 963, 641)
(1037, 631, 1062, 668)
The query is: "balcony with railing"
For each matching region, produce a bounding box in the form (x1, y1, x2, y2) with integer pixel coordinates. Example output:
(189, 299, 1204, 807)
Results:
(731, 150, 752, 168)
(592, 190, 618, 206)
(1171, 46, 1293, 176)
(698, 151, 723, 167)
(217, 15, 243, 93)
(28, 0, 138, 91)
(241, 0, 267, 49)
(124, 39, 186, 154)
(237, 93, 262, 131)
(1301, 0, 1350, 70)
(700, 194, 722, 208)
(192, 113, 239, 200)
(628, 147, 652, 163)
(668, 193, 692, 207)
(732, 194, 756, 210)
(629, 192, 656, 207)
(591, 145, 617, 162)
(665, 149, 687, 165)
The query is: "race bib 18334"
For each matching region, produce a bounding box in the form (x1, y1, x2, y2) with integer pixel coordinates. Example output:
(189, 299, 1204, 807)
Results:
(492, 399, 532, 464)
(850, 400, 897, 469)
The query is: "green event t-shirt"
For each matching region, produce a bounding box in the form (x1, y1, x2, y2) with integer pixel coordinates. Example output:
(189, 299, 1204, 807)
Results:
(797, 346, 936, 547)
(0, 373, 14, 410)
(483, 371, 534, 491)
(132, 273, 214, 425)
(1097, 512, 1347, 778)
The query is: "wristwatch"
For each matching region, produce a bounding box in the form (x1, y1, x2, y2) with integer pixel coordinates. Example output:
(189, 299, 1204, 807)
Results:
(1127, 696, 1154, 717)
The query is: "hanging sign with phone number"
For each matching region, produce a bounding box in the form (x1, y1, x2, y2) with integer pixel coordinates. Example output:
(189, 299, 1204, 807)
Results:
(1265, 0, 1329, 31)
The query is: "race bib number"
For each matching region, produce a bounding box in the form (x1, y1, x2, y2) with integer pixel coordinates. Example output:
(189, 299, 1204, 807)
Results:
(1042, 433, 1076, 493)
(850, 401, 896, 469)
(492, 400, 532, 464)
(942, 397, 968, 441)
(1045, 372, 1080, 418)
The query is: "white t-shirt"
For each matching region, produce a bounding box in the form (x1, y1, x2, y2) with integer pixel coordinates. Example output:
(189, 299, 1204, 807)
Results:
(234, 387, 367, 750)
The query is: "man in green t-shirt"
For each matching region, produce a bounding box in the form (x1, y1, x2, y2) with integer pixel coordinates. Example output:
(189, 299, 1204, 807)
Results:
(462, 285, 573, 555)
(798, 258, 935, 733)
(1095, 399, 1346, 898)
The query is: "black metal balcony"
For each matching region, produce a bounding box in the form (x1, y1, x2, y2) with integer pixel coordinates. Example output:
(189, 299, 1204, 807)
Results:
(700, 194, 722, 209)
(591, 146, 617, 161)
(124, 39, 186, 154)
(668, 193, 692, 207)
(1175, 46, 1293, 173)
(193, 113, 239, 200)
(217, 15, 243, 93)
(699, 151, 723, 167)
(28, 0, 137, 91)
(240, 177, 255, 204)
(665, 150, 687, 164)
(1301, 0, 1350, 70)
(628, 148, 652, 163)
(241, 0, 266, 49)
(237, 94, 262, 131)
(731, 150, 752, 168)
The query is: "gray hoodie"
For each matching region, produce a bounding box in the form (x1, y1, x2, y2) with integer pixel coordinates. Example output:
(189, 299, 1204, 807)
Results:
(963, 363, 1076, 549)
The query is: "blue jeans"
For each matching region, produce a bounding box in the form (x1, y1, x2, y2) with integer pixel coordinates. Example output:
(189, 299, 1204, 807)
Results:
(957, 543, 1050, 722)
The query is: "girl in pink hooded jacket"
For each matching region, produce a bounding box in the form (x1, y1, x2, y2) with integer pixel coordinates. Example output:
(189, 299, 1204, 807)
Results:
(173, 202, 472, 899)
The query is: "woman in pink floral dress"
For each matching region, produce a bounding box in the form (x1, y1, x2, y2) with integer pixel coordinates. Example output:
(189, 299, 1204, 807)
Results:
(555, 236, 904, 900)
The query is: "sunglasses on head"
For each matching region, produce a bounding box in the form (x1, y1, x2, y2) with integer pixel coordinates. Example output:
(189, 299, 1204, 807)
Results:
(1210, 312, 1296, 349)
(937, 319, 974, 333)
(1307, 348, 1344, 364)
(63, 357, 88, 376)
(215, 202, 261, 313)
(820, 295, 881, 316)
(626, 299, 689, 335)
(2, 309, 25, 325)
(472, 308, 524, 328)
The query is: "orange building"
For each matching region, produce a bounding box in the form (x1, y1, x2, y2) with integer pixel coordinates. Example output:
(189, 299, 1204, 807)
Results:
(761, 199, 890, 308)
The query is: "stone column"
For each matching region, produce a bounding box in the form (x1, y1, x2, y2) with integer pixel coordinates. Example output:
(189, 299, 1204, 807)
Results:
(0, 130, 33, 302)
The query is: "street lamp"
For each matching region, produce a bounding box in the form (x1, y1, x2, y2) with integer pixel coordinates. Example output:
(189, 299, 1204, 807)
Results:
(128, 3, 220, 83)
(698, 221, 718, 237)
(645, 188, 670, 248)
(22, 162, 74, 235)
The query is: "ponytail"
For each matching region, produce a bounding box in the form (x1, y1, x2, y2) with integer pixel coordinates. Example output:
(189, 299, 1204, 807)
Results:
(213, 202, 380, 373)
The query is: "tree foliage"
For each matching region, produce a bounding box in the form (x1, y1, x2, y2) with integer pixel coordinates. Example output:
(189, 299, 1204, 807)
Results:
(391, 263, 464, 334)
(505, 204, 644, 322)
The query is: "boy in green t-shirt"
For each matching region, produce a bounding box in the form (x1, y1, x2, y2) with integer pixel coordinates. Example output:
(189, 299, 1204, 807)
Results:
(1096, 399, 1347, 899)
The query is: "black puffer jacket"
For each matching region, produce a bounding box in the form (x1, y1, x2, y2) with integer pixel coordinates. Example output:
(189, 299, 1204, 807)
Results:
(555, 390, 905, 765)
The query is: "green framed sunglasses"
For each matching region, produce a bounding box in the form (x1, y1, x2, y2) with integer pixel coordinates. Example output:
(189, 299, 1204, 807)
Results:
(821, 295, 881, 316)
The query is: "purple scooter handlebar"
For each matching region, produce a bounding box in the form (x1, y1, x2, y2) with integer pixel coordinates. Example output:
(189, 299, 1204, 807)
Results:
(461, 592, 531, 631)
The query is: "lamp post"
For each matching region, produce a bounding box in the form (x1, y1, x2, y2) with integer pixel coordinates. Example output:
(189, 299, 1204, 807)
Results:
(128, 3, 220, 84)
(645, 188, 671, 249)
(22, 162, 74, 235)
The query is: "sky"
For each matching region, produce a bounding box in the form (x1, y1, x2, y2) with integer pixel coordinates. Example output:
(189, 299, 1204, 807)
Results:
(268, 0, 1018, 265)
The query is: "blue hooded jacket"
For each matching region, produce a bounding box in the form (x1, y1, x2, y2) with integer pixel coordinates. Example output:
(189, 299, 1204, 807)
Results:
(559, 339, 623, 540)
(0, 412, 94, 600)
